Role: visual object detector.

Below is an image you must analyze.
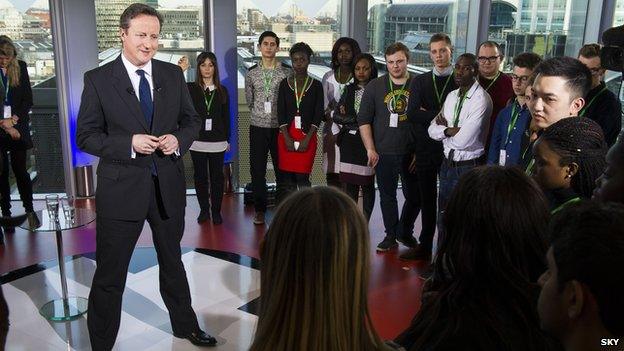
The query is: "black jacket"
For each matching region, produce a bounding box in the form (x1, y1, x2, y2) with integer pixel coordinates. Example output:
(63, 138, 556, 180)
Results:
(186, 82, 230, 143)
(0, 60, 33, 150)
(582, 81, 622, 146)
(407, 71, 457, 169)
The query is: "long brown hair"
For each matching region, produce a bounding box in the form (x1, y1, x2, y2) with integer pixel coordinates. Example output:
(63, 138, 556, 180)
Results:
(194, 51, 225, 104)
(251, 187, 388, 351)
(0, 39, 20, 87)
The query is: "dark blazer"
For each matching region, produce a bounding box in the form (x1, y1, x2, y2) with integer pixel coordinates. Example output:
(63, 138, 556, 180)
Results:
(76, 55, 201, 221)
(186, 82, 230, 143)
(1, 60, 33, 150)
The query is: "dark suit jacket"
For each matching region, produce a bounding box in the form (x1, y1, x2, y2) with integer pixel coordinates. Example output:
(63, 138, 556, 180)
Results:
(76, 55, 201, 221)
(1, 60, 33, 150)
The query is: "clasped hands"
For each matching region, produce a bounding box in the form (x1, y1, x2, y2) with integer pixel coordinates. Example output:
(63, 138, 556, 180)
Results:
(132, 134, 178, 155)
(1, 115, 20, 140)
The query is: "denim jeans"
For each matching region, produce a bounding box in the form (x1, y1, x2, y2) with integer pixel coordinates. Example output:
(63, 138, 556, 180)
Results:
(375, 154, 418, 239)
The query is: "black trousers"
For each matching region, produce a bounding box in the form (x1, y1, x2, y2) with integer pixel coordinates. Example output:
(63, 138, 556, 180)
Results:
(400, 165, 438, 251)
(190, 150, 224, 215)
(88, 177, 199, 351)
(249, 126, 283, 212)
(282, 172, 310, 196)
(0, 148, 34, 214)
(344, 182, 375, 222)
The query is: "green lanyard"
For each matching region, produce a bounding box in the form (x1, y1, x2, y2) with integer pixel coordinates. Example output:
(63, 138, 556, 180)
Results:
(525, 158, 535, 175)
(387, 74, 409, 113)
(452, 90, 468, 127)
(432, 73, 453, 107)
(203, 88, 216, 115)
(551, 197, 581, 214)
(504, 101, 522, 146)
(261, 65, 275, 101)
(484, 71, 500, 92)
(579, 86, 608, 117)
(294, 76, 310, 113)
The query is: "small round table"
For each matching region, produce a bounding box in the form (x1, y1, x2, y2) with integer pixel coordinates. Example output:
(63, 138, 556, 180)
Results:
(19, 208, 96, 321)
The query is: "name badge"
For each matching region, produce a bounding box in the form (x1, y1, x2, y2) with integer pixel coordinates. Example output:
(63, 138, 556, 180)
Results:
(389, 113, 398, 128)
(498, 150, 507, 166)
(348, 130, 357, 135)
(264, 101, 272, 114)
(205, 119, 213, 131)
(293, 141, 300, 151)
(3, 105, 11, 119)
(294, 115, 302, 129)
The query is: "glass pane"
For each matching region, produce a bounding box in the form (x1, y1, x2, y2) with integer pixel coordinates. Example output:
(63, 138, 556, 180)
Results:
(610, 0, 624, 128)
(0, 0, 65, 195)
(487, 0, 589, 72)
(236, 0, 343, 186)
(367, 0, 470, 71)
(94, 0, 204, 188)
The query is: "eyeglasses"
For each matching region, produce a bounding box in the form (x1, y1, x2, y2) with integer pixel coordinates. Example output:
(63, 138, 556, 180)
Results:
(477, 55, 500, 64)
(510, 74, 530, 83)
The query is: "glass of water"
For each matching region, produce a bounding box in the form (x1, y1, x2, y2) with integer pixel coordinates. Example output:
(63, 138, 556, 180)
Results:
(61, 196, 76, 223)
(45, 194, 59, 220)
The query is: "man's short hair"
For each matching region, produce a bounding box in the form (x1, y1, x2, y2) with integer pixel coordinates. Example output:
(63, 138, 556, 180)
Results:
(120, 3, 163, 31)
(578, 43, 601, 59)
(258, 31, 280, 47)
(549, 201, 624, 335)
(513, 52, 542, 70)
(385, 42, 410, 60)
(458, 53, 479, 72)
(533, 57, 592, 99)
(478, 40, 502, 54)
(429, 33, 452, 47)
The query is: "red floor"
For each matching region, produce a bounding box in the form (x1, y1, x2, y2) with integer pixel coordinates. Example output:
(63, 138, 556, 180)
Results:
(0, 192, 426, 340)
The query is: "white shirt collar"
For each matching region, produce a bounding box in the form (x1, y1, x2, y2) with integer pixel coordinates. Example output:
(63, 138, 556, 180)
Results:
(121, 51, 152, 78)
(433, 65, 453, 77)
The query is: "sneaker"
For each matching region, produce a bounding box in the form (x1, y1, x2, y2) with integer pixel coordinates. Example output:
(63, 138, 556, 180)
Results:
(253, 212, 265, 225)
(399, 245, 432, 261)
(397, 235, 418, 248)
(376, 236, 398, 252)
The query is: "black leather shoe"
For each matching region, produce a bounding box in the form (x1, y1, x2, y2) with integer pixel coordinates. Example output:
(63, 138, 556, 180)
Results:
(212, 213, 223, 225)
(197, 211, 210, 223)
(174, 330, 217, 347)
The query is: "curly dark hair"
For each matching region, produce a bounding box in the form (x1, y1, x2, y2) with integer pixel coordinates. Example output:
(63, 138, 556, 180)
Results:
(539, 117, 607, 198)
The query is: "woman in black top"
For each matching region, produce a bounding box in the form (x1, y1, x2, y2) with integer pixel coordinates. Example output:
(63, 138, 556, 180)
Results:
(333, 53, 378, 221)
(277, 42, 323, 193)
(186, 52, 230, 224)
(0, 37, 34, 218)
(395, 166, 559, 351)
(531, 117, 606, 214)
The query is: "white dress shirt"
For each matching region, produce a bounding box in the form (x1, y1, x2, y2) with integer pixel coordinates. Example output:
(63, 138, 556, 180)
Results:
(428, 80, 493, 162)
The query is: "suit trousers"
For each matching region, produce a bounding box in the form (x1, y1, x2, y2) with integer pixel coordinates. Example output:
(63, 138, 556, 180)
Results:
(88, 176, 199, 351)
(398, 166, 438, 251)
(190, 150, 225, 216)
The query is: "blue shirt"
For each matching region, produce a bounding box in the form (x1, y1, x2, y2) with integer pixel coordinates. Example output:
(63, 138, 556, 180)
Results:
(487, 99, 530, 166)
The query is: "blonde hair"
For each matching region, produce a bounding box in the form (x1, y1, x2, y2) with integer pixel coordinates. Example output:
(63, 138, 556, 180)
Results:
(250, 187, 388, 351)
(0, 40, 20, 87)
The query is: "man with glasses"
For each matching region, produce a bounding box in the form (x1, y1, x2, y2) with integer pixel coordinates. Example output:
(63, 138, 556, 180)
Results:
(487, 52, 541, 166)
(358, 42, 418, 252)
(428, 53, 492, 242)
(477, 41, 514, 150)
(578, 44, 622, 146)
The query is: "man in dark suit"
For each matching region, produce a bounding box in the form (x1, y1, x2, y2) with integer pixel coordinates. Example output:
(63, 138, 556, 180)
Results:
(76, 3, 215, 349)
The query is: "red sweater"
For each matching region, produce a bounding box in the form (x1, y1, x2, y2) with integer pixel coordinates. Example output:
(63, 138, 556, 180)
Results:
(479, 72, 514, 151)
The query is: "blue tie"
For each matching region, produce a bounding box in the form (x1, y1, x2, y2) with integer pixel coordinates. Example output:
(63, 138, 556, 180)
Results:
(136, 69, 153, 128)
(136, 69, 157, 176)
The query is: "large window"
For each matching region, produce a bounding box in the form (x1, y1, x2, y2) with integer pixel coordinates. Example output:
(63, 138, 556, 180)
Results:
(367, 0, 469, 69)
(487, 0, 589, 71)
(236, 0, 342, 186)
(0, 0, 65, 194)
(94, 0, 204, 188)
